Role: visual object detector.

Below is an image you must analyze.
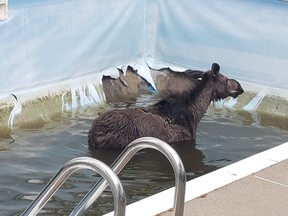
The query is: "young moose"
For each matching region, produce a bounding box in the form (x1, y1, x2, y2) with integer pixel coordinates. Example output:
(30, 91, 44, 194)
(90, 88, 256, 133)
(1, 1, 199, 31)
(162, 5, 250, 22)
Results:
(88, 63, 244, 149)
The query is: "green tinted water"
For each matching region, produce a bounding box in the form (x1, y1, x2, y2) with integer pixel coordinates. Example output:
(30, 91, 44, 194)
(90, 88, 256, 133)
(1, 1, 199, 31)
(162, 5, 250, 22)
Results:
(0, 94, 288, 215)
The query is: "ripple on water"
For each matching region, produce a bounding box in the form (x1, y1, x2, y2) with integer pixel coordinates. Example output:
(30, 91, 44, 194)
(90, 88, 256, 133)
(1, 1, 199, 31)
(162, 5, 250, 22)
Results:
(1, 94, 288, 215)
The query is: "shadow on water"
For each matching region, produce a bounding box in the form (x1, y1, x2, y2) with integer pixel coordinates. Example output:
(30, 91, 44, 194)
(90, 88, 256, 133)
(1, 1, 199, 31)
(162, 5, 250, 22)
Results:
(88, 139, 216, 181)
(86, 139, 216, 215)
(0, 93, 288, 215)
(171, 140, 217, 179)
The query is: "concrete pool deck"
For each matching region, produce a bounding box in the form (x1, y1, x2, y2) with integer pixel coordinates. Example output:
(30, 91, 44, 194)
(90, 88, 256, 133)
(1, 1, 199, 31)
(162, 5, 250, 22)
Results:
(160, 158, 288, 216)
(104, 141, 288, 216)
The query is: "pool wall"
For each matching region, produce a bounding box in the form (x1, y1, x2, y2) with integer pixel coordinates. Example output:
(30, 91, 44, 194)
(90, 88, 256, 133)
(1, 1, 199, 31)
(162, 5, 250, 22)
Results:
(1, 0, 288, 125)
(154, 0, 288, 90)
(0, 0, 147, 93)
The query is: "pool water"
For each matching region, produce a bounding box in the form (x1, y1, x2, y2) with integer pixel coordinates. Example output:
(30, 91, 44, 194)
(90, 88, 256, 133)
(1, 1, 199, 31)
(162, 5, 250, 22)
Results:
(0, 94, 288, 215)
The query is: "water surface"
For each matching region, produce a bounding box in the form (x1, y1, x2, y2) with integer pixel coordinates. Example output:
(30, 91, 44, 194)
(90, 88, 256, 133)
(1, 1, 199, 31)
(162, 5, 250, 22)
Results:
(0, 94, 288, 215)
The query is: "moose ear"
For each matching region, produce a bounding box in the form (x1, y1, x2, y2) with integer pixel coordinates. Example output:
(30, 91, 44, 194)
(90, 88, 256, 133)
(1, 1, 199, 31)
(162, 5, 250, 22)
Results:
(211, 63, 220, 76)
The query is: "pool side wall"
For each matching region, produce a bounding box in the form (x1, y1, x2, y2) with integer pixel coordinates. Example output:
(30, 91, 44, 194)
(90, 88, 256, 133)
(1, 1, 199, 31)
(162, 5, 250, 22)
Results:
(1, 0, 288, 123)
(0, 0, 147, 95)
(2, 0, 288, 94)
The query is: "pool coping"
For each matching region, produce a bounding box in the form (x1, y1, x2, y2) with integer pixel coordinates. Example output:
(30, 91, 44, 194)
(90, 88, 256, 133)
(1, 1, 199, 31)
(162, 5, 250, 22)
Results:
(104, 141, 288, 216)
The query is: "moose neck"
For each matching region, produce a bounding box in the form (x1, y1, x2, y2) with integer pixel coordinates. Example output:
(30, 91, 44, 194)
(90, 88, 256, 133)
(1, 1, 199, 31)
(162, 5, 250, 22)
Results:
(188, 79, 215, 124)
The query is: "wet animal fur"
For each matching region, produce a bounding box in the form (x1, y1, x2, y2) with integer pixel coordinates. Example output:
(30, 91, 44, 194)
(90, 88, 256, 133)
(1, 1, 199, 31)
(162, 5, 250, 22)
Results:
(88, 63, 244, 149)
(156, 67, 204, 95)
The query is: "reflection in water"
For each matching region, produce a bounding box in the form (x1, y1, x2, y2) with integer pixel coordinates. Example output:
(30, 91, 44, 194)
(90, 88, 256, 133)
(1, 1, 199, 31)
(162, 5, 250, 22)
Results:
(87, 141, 216, 215)
(171, 141, 216, 178)
(0, 94, 288, 215)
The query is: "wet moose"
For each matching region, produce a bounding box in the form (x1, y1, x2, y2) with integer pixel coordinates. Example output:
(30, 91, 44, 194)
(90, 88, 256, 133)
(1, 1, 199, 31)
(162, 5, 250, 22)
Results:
(88, 63, 244, 149)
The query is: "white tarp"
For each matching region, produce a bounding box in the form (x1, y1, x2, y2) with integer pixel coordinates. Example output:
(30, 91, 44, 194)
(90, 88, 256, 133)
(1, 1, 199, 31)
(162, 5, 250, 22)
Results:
(0, 0, 147, 95)
(154, 0, 288, 89)
(1, 0, 288, 95)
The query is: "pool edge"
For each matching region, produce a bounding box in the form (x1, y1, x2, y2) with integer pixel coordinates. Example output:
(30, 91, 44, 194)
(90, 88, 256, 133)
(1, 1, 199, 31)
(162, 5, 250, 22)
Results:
(104, 141, 288, 216)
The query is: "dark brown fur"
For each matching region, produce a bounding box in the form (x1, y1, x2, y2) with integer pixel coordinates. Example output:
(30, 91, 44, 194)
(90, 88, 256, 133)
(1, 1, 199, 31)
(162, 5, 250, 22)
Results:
(88, 63, 244, 149)
(155, 67, 204, 94)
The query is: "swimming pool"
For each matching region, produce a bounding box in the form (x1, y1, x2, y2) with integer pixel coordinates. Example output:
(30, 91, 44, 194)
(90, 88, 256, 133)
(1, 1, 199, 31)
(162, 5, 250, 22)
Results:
(1, 0, 288, 215)
(1, 93, 288, 215)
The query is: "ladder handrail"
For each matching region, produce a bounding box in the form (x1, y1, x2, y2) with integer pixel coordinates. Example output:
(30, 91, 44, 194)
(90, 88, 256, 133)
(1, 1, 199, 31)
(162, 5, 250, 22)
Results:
(71, 137, 186, 216)
(21, 157, 126, 216)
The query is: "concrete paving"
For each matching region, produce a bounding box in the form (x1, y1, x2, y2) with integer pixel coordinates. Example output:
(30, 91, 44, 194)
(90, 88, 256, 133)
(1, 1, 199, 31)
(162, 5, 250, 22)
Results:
(160, 159, 288, 216)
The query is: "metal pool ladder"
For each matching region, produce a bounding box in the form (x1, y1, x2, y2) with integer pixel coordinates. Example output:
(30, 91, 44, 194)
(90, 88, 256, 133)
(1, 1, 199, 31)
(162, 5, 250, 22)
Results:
(21, 157, 126, 216)
(22, 137, 186, 216)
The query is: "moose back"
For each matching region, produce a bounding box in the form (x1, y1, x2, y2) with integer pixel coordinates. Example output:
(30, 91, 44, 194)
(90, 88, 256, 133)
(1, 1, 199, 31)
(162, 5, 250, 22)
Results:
(88, 63, 244, 149)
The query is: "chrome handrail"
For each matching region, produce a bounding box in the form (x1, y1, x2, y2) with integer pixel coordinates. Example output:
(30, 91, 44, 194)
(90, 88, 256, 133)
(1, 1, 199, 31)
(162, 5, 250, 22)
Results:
(21, 157, 126, 216)
(71, 137, 186, 216)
